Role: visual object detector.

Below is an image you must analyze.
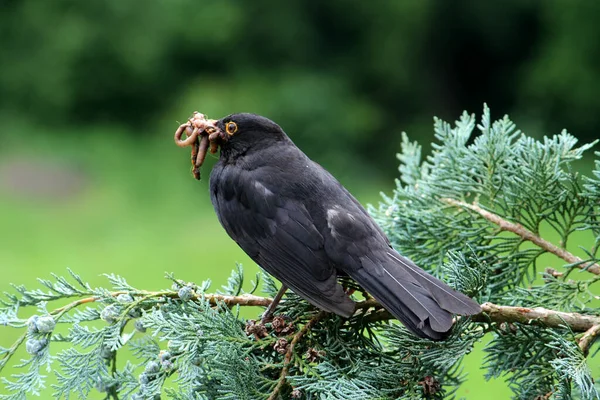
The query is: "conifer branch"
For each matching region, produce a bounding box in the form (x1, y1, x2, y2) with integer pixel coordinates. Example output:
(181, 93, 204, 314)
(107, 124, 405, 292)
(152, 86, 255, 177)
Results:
(4, 276, 598, 398)
(441, 198, 600, 275)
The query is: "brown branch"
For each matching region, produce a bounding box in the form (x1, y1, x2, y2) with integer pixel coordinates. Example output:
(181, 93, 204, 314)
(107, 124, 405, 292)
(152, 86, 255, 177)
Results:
(267, 311, 327, 400)
(473, 303, 600, 332)
(578, 324, 600, 356)
(442, 198, 600, 275)
(357, 301, 600, 333)
(202, 293, 273, 307)
(52, 295, 111, 318)
(51, 292, 599, 333)
(544, 267, 564, 278)
(51, 291, 274, 316)
(44, 292, 600, 335)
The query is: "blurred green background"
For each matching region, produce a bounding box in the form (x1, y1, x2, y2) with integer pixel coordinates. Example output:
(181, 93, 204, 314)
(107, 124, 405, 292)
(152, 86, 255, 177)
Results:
(1, 1, 599, 398)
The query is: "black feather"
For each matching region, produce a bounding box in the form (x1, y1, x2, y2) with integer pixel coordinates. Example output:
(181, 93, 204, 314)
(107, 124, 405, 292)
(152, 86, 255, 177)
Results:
(386, 251, 482, 315)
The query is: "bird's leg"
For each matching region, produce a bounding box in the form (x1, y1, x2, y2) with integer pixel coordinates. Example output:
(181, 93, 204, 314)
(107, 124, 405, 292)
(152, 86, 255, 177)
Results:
(261, 284, 288, 323)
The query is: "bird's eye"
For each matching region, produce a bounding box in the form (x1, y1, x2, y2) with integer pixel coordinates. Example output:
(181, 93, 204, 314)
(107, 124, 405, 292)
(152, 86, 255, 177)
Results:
(225, 121, 238, 135)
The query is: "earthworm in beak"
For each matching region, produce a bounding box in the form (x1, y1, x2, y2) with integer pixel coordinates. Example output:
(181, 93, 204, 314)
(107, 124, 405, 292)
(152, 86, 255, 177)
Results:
(173, 112, 223, 180)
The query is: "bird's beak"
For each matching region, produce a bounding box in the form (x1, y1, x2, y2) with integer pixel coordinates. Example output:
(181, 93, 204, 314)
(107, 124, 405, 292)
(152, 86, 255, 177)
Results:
(174, 112, 226, 180)
(203, 119, 227, 148)
(203, 120, 219, 135)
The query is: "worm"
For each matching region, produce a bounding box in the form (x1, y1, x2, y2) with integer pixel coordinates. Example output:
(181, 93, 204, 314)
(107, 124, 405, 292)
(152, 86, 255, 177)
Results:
(192, 166, 201, 180)
(208, 131, 221, 154)
(174, 125, 198, 147)
(174, 112, 224, 180)
(196, 135, 210, 167)
(190, 137, 199, 163)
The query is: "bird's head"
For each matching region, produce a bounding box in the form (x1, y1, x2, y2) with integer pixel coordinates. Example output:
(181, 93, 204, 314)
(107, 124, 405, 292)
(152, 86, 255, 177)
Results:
(174, 112, 288, 179)
(214, 113, 288, 152)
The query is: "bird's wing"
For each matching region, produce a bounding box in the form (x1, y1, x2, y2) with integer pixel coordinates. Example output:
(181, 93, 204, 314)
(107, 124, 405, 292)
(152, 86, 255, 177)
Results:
(323, 204, 480, 339)
(210, 167, 355, 317)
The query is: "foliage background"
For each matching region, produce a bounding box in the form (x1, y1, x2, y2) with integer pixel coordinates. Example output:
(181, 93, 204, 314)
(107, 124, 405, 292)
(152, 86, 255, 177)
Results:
(1, 1, 599, 398)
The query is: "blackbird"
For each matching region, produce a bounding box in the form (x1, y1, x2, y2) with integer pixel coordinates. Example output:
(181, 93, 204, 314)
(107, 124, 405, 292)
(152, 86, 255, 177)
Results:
(178, 112, 481, 340)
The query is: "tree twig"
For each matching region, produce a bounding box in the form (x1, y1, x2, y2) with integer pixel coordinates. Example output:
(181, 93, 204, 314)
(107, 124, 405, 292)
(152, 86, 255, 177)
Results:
(577, 324, 600, 356)
(267, 311, 327, 400)
(0, 332, 26, 372)
(262, 285, 288, 323)
(473, 302, 600, 332)
(441, 198, 600, 275)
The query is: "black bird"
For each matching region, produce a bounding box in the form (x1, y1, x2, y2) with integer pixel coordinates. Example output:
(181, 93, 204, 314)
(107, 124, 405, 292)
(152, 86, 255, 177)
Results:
(181, 112, 481, 340)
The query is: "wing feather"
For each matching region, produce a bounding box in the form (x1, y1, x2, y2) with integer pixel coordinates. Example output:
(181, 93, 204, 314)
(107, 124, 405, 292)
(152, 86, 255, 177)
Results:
(210, 166, 355, 316)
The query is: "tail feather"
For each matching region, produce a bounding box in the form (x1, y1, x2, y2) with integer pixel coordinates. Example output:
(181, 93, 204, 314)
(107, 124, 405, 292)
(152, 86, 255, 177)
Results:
(380, 267, 453, 332)
(353, 260, 452, 340)
(351, 251, 481, 340)
(387, 251, 482, 315)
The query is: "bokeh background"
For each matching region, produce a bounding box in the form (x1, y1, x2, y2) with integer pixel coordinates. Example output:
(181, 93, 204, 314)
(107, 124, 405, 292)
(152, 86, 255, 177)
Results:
(1, 1, 599, 398)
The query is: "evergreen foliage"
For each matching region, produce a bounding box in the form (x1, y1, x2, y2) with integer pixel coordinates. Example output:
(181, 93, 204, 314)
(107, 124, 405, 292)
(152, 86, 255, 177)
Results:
(1, 107, 599, 399)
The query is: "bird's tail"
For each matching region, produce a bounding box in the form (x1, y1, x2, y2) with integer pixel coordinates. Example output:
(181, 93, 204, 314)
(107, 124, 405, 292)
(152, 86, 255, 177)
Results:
(351, 250, 481, 340)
